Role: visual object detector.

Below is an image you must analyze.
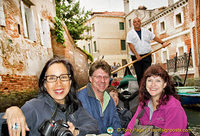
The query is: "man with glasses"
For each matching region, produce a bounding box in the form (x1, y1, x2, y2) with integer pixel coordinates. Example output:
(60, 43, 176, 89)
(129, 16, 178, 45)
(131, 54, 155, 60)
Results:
(77, 60, 122, 135)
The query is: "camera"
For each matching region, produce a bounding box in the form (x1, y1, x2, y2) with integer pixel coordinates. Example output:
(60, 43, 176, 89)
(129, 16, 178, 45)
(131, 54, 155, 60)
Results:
(38, 119, 73, 136)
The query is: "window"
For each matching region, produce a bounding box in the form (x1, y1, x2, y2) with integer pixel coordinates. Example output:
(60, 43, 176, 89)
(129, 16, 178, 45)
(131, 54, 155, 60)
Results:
(121, 40, 126, 50)
(92, 23, 95, 32)
(159, 20, 166, 34)
(176, 13, 182, 25)
(161, 48, 169, 63)
(178, 46, 184, 56)
(0, 0, 6, 26)
(20, 0, 36, 41)
(119, 22, 124, 30)
(129, 19, 131, 28)
(38, 15, 51, 48)
(174, 10, 184, 28)
(88, 44, 91, 53)
(93, 41, 97, 52)
(176, 42, 187, 56)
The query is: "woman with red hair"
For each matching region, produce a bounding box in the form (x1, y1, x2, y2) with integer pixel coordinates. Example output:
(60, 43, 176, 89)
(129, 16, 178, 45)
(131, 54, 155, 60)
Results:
(124, 65, 189, 136)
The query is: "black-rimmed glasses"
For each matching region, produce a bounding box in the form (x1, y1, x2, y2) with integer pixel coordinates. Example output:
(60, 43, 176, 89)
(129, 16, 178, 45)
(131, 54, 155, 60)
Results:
(44, 74, 71, 83)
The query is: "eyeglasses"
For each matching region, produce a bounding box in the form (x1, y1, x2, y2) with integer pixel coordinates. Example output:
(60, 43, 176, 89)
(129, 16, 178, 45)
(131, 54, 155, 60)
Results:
(93, 75, 110, 81)
(44, 74, 71, 83)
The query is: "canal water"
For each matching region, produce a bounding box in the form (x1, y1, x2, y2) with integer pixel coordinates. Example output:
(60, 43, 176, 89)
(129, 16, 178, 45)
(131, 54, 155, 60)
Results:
(184, 106, 200, 136)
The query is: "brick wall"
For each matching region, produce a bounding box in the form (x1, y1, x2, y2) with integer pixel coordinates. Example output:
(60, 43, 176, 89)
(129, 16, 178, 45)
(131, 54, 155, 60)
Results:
(51, 22, 89, 88)
(0, 74, 38, 92)
(0, 0, 55, 92)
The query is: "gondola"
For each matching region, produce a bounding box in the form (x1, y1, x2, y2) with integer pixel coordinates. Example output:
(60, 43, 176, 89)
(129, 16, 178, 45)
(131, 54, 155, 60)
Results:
(117, 66, 139, 114)
(176, 86, 200, 106)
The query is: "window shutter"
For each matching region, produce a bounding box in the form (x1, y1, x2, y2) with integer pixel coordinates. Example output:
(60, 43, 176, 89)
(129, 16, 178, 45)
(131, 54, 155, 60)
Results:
(0, 0, 6, 26)
(38, 15, 44, 46)
(41, 20, 51, 48)
(20, 1, 28, 37)
(25, 7, 36, 41)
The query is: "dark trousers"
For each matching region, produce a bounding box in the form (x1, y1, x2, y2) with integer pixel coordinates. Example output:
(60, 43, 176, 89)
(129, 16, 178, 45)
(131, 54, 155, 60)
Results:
(113, 73, 117, 77)
(131, 54, 152, 86)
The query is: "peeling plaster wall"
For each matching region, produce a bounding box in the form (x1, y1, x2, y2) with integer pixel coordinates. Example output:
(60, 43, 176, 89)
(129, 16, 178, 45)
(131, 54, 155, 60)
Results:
(0, 0, 55, 91)
(0, 32, 52, 76)
(0, 0, 89, 91)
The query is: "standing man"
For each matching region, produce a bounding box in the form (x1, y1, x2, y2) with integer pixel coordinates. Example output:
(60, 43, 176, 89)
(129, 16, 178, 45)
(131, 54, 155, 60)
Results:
(126, 17, 168, 86)
(112, 62, 119, 77)
(77, 60, 122, 135)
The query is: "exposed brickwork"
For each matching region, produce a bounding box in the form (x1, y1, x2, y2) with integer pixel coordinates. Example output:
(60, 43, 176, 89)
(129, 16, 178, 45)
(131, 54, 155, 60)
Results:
(146, 1, 200, 78)
(0, 0, 55, 92)
(51, 22, 89, 88)
(0, 74, 38, 92)
(0, 0, 89, 92)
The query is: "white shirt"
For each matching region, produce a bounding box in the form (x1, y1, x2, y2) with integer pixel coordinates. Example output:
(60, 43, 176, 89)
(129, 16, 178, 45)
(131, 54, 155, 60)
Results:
(126, 28, 155, 56)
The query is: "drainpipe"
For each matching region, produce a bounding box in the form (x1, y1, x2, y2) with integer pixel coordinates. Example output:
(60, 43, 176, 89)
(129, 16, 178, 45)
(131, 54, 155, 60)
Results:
(194, 0, 199, 76)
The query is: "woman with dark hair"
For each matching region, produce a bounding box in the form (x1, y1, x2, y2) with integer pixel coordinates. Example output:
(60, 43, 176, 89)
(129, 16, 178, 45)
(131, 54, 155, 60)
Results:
(124, 65, 189, 136)
(0, 57, 99, 136)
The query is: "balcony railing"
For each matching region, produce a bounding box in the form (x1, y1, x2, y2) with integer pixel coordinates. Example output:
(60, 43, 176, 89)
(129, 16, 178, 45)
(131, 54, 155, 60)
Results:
(167, 50, 193, 73)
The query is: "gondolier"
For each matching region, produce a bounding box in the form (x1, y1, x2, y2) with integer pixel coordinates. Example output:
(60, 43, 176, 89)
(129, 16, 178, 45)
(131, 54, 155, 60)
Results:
(126, 17, 169, 86)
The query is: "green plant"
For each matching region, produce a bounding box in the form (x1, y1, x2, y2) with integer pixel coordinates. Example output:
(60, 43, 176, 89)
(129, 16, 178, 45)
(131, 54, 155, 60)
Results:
(55, 0, 91, 42)
(54, 17, 66, 47)
(82, 49, 94, 62)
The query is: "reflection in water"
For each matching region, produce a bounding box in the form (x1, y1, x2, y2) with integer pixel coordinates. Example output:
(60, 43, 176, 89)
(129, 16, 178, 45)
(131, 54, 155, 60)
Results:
(184, 106, 200, 136)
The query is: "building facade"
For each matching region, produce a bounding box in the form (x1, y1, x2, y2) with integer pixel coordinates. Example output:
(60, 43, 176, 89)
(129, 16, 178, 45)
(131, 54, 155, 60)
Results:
(140, 0, 200, 78)
(78, 0, 200, 79)
(77, 12, 128, 67)
(0, 0, 89, 92)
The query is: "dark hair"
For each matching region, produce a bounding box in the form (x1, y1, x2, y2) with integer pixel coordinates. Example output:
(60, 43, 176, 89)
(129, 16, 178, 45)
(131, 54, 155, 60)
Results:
(139, 64, 178, 109)
(89, 59, 111, 77)
(106, 86, 118, 94)
(39, 57, 80, 111)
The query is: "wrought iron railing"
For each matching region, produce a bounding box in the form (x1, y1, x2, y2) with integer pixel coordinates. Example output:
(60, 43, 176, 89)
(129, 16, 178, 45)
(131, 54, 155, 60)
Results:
(167, 51, 193, 73)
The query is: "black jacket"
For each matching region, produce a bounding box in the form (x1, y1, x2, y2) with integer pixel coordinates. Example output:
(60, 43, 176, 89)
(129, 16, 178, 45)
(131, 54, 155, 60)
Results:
(0, 94, 99, 136)
(117, 106, 132, 130)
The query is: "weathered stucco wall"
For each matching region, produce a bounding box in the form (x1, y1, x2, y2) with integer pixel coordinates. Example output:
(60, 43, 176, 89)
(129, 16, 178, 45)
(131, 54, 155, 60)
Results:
(0, 0, 92, 91)
(0, 0, 55, 92)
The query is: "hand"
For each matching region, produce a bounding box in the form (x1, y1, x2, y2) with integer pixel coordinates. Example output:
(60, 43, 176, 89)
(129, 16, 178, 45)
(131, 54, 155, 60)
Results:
(136, 55, 142, 61)
(2, 106, 29, 136)
(67, 121, 79, 136)
(162, 42, 170, 48)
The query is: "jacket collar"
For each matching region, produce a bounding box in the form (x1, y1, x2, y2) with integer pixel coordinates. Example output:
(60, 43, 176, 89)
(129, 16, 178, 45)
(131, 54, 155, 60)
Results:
(41, 93, 74, 118)
(87, 83, 96, 98)
(41, 93, 57, 109)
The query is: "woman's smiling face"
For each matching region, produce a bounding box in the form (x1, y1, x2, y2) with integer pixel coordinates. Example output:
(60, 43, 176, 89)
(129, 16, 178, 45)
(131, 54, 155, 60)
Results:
(146, 75, 166, 100)
(44, 63, 71, 104)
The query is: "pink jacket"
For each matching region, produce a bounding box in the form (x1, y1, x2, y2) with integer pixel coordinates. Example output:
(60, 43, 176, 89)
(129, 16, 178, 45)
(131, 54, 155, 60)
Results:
(124, 96, 189, 136)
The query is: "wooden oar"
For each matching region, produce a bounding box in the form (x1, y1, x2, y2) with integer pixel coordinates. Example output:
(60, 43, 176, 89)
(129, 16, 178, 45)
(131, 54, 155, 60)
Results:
(79, 43, 170, 90)
(111, 43, 171, 74)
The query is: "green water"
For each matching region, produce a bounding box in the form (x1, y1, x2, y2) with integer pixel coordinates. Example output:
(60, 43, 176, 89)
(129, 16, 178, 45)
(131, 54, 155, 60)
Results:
(184, 106, 200, 136)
